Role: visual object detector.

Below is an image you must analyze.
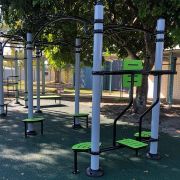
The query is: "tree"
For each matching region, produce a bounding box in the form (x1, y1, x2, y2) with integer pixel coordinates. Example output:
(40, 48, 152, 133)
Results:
(0, 0, 179, 112)
(103, 0, 180, 113)
(0, 0, 94, 82)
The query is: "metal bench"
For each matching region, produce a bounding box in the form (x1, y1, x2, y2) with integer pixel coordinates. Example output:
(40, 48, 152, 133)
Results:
(21, 95, 62, 104)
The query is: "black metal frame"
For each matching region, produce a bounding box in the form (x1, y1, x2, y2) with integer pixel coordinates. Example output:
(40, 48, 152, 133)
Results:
(73, 149, 89, 174)
(72, 69, 177, 174)
(93, 69, 176, 143)
(104, 24, 154, 35)
(32, 16, 92, 43)
(94, 70, 176, 144)
(113, 74, 134, 146)
(92, 70, 176, 76)
(6, 76, 19, 97)
(138, 75, 161, 141)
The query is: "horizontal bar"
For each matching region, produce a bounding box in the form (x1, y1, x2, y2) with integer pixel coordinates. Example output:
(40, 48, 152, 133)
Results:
(7, 75, 18, 77)
(92, 70, 177, 76)
(100, 145, 122, 153)
(3, 57, 38, 60)
(4, 46, 25, 49)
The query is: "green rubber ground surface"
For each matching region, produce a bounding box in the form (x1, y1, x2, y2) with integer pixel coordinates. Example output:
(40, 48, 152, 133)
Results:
(0, 100, 179, 180)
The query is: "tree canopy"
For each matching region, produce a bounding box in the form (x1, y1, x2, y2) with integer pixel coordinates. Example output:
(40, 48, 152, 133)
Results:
(0, 0, 179, 111)
(0, 0, 179, 62)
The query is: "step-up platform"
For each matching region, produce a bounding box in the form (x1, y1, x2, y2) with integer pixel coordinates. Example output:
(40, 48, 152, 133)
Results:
(116, 138, 148, 149)
(134, 131, 151, 139)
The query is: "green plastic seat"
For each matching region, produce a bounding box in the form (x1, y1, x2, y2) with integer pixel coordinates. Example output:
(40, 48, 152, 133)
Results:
(22, 117, 45, 122)
(134, 131, 151, 138)
(72, 142, 91, 151)
(116, 138, 148, 149)
(73, 113, 89, 117)
(72, 142, 101, 152)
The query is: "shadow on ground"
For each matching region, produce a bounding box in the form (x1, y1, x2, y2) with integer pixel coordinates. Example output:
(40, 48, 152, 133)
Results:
(0, 101, 180, 180)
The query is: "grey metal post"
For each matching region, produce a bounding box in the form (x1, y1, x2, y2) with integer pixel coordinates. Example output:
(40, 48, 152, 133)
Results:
(41, 58, 45, 94)
(73, 38, 81, 128)
(24, 48, 28, 107)
(0, 43, 5, 115)
(35, 47, 42, 113)
(148, 18, 165, 159)
(86, 1, 104, 177)
(15, 50, 19, 104)
(109, 61, 112, 93)
(167, 53, 176, 107)
(26, 33, 35, 133)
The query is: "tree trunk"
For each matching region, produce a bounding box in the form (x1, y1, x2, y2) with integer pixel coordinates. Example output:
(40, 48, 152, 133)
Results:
(133, 32, 155, 113)
(55, 70, 60, 83)
(133, 75, 148, 113)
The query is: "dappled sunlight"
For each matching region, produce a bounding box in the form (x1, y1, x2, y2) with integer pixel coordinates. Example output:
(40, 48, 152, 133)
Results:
(0, 144, 71, 167)
(51, 119, 60, 122)
(40, 148, 70, 156)
(0, 99, 179, 179)
(129, 157, 142, 162)
(171, 167, 180, 172)
(0, 147, 55, 163)
(164, 113, 179, 117)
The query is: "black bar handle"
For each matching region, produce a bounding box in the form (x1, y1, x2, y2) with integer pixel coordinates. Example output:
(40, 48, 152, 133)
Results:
(113, 74, 134, 146)
(138, 75, 161, 140)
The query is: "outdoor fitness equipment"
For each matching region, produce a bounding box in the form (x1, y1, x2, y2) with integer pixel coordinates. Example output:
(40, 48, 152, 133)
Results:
(0, 43, 6, 116)
(35, 46, 42, 113)
(73, 38, 89, 129)
(71, 2, 177, 177)
(5, 51, 20, 104)
(0, 40, 23, 116)
(121, 59, 151, 141)
(0, 35, 25, 116)
(22, 16, 91, 134)
(72, 70, 176, 175)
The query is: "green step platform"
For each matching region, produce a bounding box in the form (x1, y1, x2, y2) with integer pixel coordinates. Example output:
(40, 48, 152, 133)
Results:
(134, 131, 151, 138)
(116, 138, 148, 149)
